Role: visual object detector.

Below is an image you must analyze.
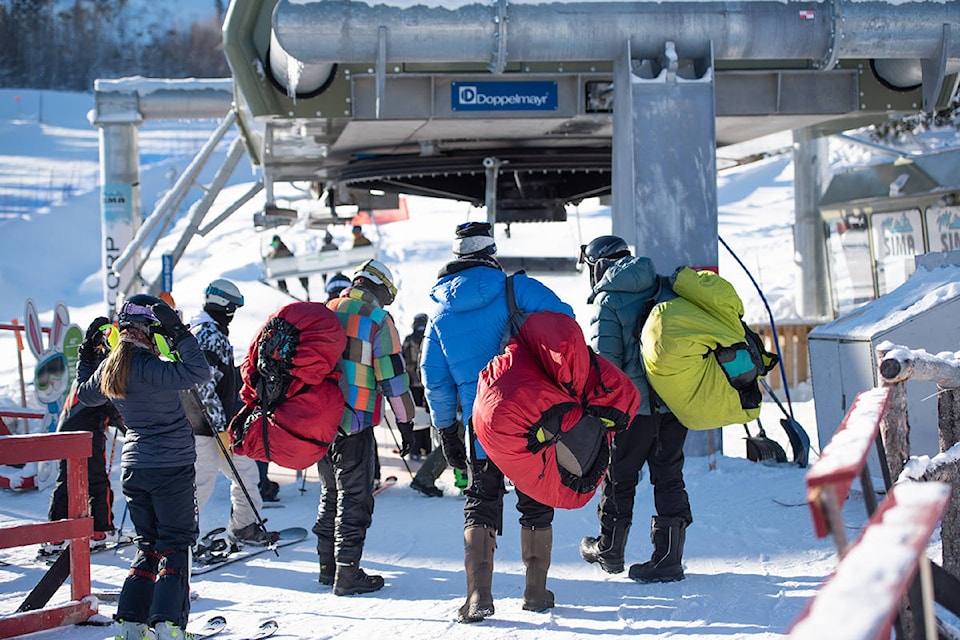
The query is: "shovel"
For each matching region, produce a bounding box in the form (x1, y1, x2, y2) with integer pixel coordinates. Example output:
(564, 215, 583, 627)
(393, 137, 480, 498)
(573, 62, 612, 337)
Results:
(759, 377, 810, 468)
(743, 419, 787, 463)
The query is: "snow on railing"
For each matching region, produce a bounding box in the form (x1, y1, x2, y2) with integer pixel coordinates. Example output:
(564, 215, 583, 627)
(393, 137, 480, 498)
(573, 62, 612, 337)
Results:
(788, 384, 955, 640)
(788, 482, 950, 640)
(804, 387, 889, 550)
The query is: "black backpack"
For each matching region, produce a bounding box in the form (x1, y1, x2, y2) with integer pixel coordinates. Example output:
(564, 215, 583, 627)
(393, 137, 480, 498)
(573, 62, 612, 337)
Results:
(711, 321, 779, 411)
(255, 316, 301, 412)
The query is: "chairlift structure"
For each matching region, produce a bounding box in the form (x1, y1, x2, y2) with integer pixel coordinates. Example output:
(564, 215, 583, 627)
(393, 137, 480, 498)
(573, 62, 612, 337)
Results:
(92, 0, 960, 317)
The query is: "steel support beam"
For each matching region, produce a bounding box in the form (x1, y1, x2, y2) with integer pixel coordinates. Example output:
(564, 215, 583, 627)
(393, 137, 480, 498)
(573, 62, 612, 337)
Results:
(612, 40, 718, 455)
(793, 128, 831, 319)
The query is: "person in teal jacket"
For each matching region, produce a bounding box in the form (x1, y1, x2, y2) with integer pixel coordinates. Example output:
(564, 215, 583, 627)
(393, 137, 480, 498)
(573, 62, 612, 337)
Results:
(578, 235, 692, 583)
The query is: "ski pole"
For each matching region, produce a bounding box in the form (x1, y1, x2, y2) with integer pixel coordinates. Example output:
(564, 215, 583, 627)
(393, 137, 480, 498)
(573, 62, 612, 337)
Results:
(188, 384, 278, 556)
(210, 429, 279, 557)
(106, 424, 119, 477)
(115, 503, 128, 555)
(299, 467, 308, 494)
(383, 412, 416, 481)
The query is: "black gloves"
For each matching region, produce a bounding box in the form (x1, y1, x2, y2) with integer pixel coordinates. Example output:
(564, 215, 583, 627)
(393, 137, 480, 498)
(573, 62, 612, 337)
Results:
(439, 423, 467, 472)
(397, 420, 415, 457)
(151, 303, 191, 344)
(78, 316, 110, 364)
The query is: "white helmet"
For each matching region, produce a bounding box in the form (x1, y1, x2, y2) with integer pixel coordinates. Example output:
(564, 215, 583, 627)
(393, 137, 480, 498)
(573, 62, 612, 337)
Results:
(205, 278, 244, 314)
(353, 259, 397, 305)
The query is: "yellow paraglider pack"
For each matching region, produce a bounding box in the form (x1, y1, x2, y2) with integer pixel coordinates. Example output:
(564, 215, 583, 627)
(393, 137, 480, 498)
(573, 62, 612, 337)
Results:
(640, 267, 778, 430)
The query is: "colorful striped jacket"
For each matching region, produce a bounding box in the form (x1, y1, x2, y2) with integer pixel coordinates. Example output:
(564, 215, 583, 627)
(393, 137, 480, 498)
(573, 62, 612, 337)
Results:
(327, 286, 415, 434)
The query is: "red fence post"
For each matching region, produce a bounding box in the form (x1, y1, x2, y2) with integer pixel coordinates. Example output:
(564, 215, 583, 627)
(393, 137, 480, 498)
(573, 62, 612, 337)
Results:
(0, 432, 97, 638)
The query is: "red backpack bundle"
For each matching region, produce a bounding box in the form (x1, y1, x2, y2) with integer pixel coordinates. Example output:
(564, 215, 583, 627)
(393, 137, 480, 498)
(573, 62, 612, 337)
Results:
(229, 302, 346, 470)
(473, 310, 639, 509)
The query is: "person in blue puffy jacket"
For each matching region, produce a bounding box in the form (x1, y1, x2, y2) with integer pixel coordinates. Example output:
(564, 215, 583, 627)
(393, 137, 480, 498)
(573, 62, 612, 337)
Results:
(421, 221, 574, 623)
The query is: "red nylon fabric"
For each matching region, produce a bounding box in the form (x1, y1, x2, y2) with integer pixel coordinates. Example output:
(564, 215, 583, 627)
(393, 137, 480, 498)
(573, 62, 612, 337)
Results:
(474, 312, 639, 509)
(232, 302, 347, 470)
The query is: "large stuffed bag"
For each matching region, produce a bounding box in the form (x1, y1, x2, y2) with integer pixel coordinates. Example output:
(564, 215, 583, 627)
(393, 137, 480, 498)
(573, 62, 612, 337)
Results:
(473, 311, 639, 509)
(640, 267, 761, 430)
(231, 302, 347, 470)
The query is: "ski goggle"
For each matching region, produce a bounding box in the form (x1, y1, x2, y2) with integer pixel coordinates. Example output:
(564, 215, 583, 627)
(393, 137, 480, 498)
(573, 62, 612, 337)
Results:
(356, 260, 398, 300)
(36, 353, 67, 391)
(118, 303, 161, 331)
(102, 322, 177, 361)
(205, 283, 244, 308)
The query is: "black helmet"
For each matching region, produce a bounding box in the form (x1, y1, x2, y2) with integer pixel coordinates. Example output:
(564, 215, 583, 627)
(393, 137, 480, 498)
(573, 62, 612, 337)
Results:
(413, 313, 428, 330)
(579, 236, 631, 288)
(118, 293, 163, 331)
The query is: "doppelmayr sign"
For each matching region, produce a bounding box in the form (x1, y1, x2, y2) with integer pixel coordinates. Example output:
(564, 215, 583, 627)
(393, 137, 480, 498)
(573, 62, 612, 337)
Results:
(451, 81, 558, 112)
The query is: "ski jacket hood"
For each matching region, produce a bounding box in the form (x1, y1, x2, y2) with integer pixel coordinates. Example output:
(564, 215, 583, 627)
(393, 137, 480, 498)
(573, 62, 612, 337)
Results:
(587, 255, 674, 415)
(421, 266, 574, 453)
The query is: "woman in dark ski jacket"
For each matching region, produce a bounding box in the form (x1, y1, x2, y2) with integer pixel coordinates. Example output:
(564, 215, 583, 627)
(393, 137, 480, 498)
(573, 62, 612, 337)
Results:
(78, 294, 210, 640)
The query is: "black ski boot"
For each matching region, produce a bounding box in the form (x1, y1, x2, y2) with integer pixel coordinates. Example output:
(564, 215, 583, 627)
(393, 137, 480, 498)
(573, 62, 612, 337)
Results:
(579, 522, 630, 574)
(628, 516, 687, 583)
(318, 555, 335, 586)
(333, 562, 385, 596)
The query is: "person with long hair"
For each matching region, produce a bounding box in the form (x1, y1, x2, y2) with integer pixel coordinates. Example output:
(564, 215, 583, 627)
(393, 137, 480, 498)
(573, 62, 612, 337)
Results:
(78, 294, 210, 640)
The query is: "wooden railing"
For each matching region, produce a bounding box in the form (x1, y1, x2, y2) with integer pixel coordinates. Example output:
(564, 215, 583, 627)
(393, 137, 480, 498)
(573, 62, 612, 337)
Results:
(749, 321, 818, 390)
(0, 432, 98, 638)
(787, 337, 960, 640)
(787, 387, 950, 640)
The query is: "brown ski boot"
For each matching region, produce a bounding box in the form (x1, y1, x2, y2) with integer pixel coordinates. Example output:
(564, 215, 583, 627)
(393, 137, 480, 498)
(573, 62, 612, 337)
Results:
(457, 525, 496, 623)
(521, 526, 555, 612)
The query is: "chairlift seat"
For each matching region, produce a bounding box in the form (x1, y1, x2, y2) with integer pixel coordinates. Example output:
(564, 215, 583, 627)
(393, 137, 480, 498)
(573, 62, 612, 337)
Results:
(263, 245, 378, 279)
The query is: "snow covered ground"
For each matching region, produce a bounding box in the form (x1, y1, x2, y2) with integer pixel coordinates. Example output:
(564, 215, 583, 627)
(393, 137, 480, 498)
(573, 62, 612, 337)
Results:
(0, 88, 944, 639)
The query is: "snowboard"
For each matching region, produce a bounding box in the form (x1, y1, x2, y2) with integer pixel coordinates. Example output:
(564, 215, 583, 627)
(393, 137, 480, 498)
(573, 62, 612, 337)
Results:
(192, 527, 308, 575)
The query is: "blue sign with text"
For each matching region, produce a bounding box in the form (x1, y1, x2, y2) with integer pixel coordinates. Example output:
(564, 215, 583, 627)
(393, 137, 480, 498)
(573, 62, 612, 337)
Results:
(161, 254, 173, 293)
(451, 81, 558, 112)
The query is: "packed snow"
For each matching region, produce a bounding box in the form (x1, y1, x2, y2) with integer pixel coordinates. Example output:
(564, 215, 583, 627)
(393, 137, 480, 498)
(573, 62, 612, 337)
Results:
(0, 88, 951, 639)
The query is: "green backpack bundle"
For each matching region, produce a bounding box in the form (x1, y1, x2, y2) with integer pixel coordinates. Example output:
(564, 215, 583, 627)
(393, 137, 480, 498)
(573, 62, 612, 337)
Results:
(640, 267, 778, 430)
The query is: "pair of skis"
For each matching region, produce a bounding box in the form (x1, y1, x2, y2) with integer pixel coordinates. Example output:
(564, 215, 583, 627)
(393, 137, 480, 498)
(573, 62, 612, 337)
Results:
(111, 616, 276, 640)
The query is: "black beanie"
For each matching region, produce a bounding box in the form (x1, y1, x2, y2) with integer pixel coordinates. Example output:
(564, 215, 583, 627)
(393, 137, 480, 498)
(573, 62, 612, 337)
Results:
(453, 222, 496, 258)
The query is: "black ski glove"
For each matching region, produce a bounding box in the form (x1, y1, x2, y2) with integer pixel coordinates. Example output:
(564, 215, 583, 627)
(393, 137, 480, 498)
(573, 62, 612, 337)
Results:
(439, 422, 467, 472)
(78, 316, 110, 364)
(151, 303, 191, 344)
(397, 420, 415, 458)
